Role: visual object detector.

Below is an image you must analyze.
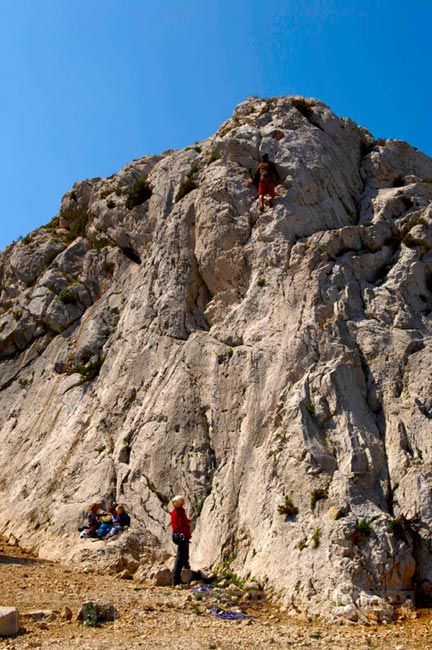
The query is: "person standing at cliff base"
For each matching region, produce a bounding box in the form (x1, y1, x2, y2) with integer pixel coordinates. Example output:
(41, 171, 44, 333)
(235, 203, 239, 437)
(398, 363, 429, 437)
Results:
(249, 153, 280, 211)
(170, 495, 192, 586)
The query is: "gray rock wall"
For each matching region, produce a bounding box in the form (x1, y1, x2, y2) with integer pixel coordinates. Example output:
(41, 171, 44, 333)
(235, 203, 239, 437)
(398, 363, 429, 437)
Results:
(1, 96, 432, 621)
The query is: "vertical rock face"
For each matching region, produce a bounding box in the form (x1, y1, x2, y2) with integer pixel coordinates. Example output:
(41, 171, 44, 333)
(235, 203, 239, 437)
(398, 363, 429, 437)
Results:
(1, 96, 432, 620)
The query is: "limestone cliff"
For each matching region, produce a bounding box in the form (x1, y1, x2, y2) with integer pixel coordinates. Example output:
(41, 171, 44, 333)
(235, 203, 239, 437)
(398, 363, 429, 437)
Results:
(1, 96, 432, 621)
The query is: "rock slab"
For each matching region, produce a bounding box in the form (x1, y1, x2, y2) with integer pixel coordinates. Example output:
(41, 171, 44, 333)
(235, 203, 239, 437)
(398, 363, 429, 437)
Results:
(0, 607, 19, 636)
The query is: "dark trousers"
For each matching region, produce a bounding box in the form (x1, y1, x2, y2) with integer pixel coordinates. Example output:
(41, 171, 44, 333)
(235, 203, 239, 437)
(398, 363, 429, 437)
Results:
(172, 533, 190, 585)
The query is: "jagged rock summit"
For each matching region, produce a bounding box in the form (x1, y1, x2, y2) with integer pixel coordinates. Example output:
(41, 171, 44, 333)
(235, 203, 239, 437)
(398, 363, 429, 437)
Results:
(1, 96, 432, 622)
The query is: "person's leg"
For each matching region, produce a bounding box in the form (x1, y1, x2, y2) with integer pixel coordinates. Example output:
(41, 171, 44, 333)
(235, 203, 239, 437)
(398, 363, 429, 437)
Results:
(184, 540, 190, 570)
(173, 538, 189, 585)
(268, 181, 276, 207)
(172, 543, 183, 585)
(258, 181, 266, 211)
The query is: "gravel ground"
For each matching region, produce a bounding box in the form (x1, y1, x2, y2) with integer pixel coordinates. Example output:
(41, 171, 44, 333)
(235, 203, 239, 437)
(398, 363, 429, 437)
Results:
(1, 536, 432, 649)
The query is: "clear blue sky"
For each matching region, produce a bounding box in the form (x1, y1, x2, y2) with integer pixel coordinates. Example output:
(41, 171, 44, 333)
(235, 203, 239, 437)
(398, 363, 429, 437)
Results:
(1, 0, 431, 251)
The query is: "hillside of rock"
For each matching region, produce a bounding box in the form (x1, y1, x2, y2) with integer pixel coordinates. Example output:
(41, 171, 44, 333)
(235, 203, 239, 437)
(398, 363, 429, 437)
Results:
(0, 96, 431, 621)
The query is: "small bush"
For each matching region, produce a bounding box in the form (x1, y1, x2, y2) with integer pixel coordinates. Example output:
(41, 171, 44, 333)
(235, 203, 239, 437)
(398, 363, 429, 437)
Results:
(311, 488, 328, 512)
(63, 219, 86, 243)
(356, 520, 371, 535)
(67, 359, 102, 382)
(223, 571, 244, 589)
(351, 519, 372, 544)
(175, 165, 199, 202)
(125, 178, 152, 210)
(175, 177, 197, 202)
(12, 310, 22, 321)
(196, 498, 206, 517)
(59, 287, 78, 305)
(257, 278, 266, 287)
(42, 216, 60, 229)
(206, 152, 221, 165)
(107, 199, 116, 209)
(92, 238, 111, 250)
(278, 495, 299, 517)
(306, 403, 316, 416)
(312, 528, 321, 548)
(389, 517, 407, 536)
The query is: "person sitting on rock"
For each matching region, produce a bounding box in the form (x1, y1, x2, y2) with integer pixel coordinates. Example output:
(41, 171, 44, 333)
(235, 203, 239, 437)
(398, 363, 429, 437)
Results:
(249, 153, 280, 212)
(113, 504, 130, 529)
(95, 503, 118, 539)
(79, 503, 104, 538)
(170, 495, 192, 586)
(104, 504, 131, 538)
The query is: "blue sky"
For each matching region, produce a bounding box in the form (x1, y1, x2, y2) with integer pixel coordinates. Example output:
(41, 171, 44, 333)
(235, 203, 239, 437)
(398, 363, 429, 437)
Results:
(1, 0, 431, 251)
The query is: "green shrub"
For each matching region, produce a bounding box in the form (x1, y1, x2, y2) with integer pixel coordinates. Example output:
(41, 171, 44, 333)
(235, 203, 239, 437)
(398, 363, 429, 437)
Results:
(311, 488, 328, 512)
(125, 178, 152, 210)
(312, 528, 321, 548)
(257, 278, 266, 287)
(67, 360, 102, 382)
(12, 310, 22, 321)
(389, 517, 406, 536)
(278, 496, 299, 517)
(306, 403, 316, 416)
(59, 287, 78, 305)
(175, 165, 199, 202)
(92, 238, 111, 250)
(206, 152, 221, 165)
(42, 216, 60, 229)
(175, 177, 197, 202)
(356, 520, 371, 535)
(107, 199, 116, 209)
(351, 519, 372, 544)
(63, 219, 86, 243)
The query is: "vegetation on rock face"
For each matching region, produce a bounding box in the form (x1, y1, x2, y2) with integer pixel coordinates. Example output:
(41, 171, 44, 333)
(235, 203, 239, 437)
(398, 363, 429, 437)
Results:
(278, 496, 299, 517)
(175, 165, 199, 202)
(389, 517, 407, 536)
(312, 528, 321, 548)
(67, 360, 103, 382)
(63, 219, 86, 243)
(310, 488, 328, 512)
(125, 178, 152, 210)
(59, 287, 78, 305)
(351, 520, 372, 545)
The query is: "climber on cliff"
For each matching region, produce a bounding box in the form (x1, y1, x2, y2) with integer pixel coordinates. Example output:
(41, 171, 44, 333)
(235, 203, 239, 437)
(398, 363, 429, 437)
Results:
(248, 153, 280, 212)
(170, 494, 192, 586)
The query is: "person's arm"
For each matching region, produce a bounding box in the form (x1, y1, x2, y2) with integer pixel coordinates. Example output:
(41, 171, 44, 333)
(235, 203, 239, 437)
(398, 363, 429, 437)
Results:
(248, 166, 260, 187)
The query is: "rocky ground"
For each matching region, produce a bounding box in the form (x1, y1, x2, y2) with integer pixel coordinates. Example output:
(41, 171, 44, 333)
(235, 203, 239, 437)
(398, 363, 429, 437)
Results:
(1, 537, 432, 649)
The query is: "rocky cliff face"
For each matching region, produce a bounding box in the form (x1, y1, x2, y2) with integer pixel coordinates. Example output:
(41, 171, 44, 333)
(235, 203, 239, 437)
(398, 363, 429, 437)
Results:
(1, 96, 432, 621)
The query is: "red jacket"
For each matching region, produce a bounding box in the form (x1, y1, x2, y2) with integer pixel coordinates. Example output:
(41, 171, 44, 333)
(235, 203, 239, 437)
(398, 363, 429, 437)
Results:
(170, 506, 192, 539)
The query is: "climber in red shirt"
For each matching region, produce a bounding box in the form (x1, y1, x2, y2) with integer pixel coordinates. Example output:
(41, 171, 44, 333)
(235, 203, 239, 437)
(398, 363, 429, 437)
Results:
(170, 495, 192, 586)
(249, 153, 280, 212)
